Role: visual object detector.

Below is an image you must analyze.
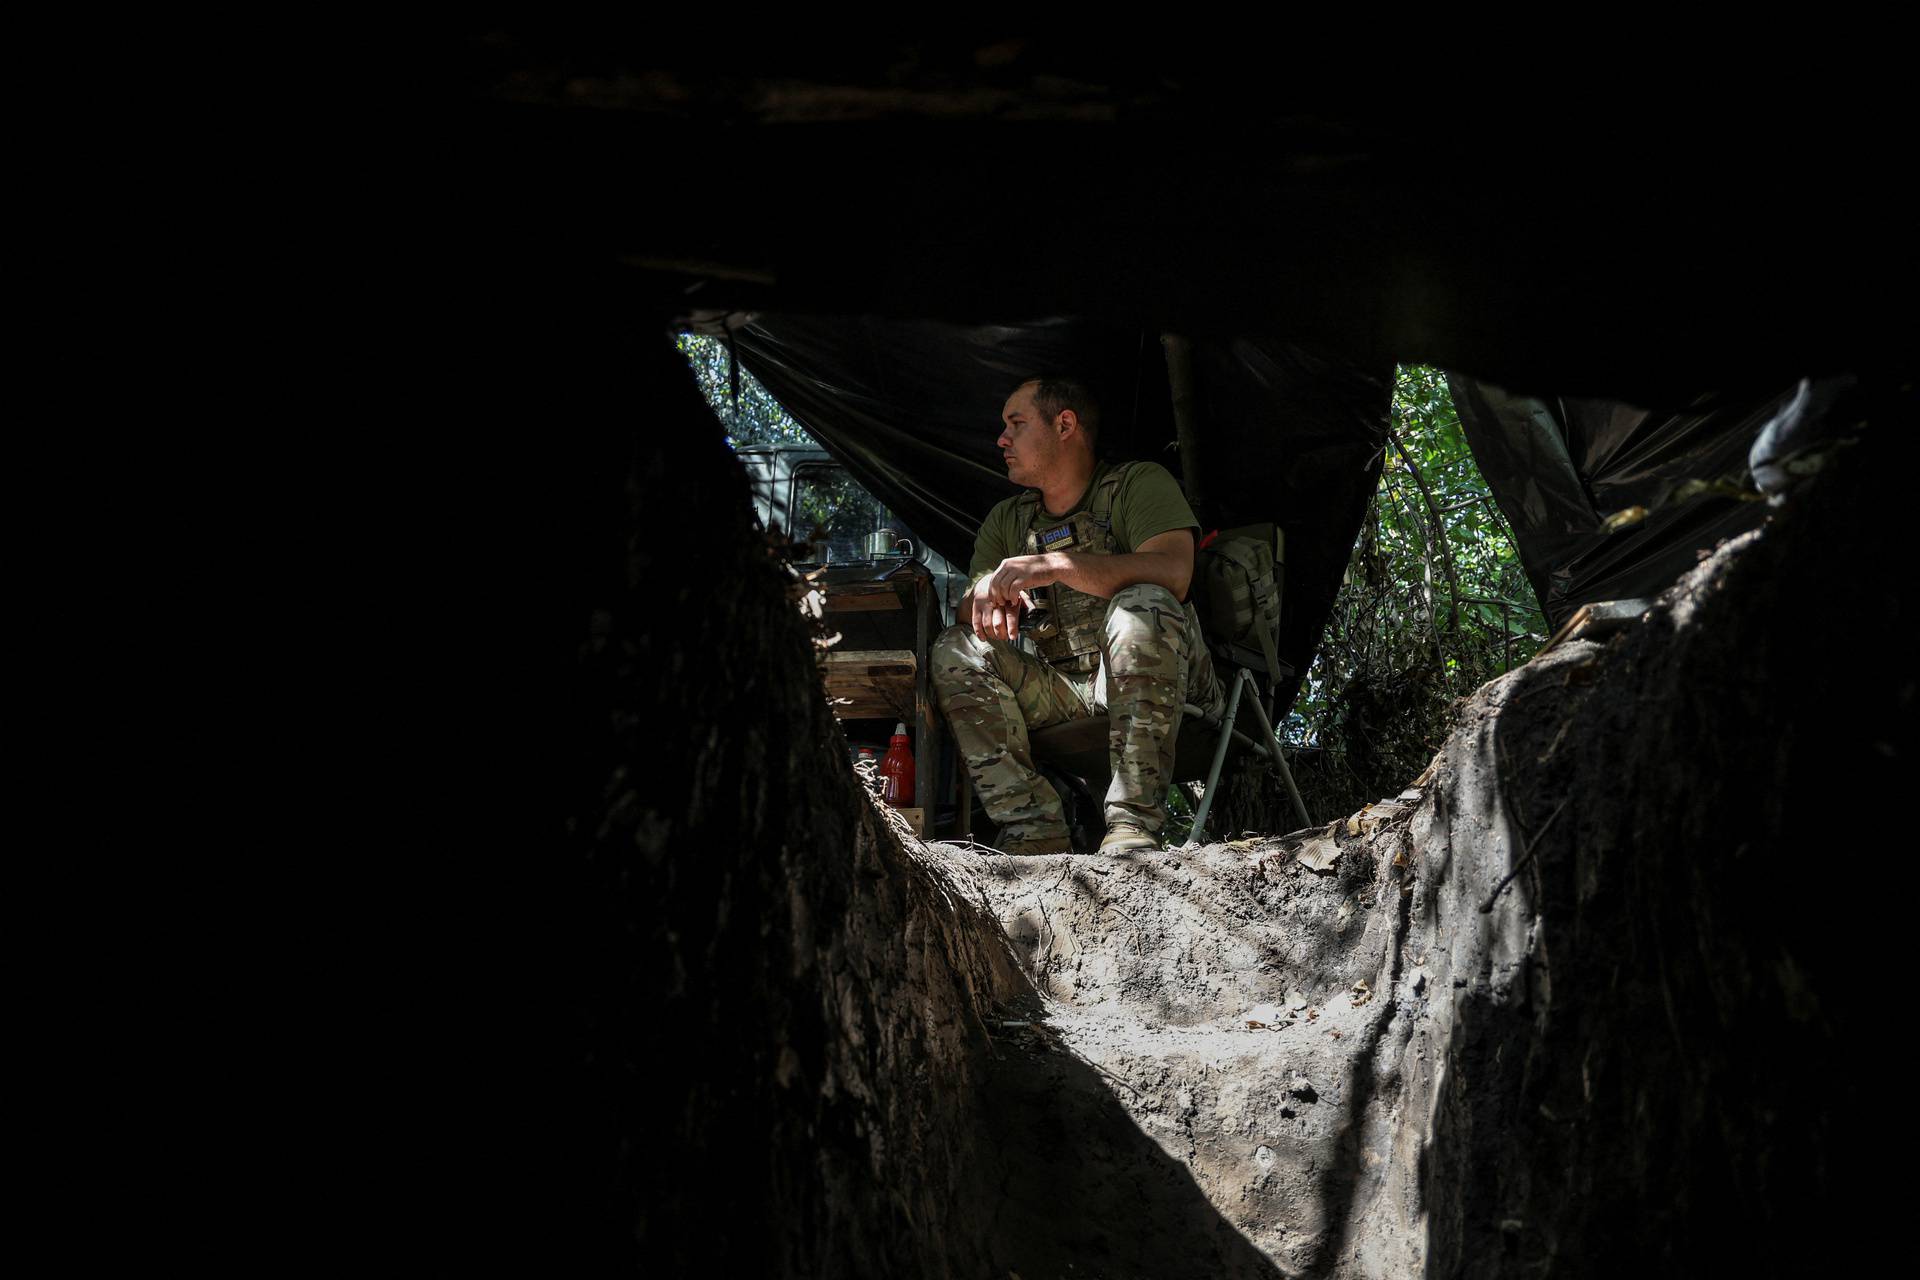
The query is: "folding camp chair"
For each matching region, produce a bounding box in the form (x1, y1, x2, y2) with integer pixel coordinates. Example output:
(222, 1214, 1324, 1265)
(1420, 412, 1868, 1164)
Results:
(1023, 521, 1312, 850)
(1028, 662, 1312, 850)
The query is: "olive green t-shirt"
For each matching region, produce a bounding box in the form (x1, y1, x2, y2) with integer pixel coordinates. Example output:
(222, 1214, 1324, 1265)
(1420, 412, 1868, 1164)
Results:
(968, 460, 1200, 586)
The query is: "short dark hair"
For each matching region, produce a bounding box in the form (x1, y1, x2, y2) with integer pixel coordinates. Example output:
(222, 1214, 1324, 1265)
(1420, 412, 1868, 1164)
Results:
(1021, 376, 1101, 448)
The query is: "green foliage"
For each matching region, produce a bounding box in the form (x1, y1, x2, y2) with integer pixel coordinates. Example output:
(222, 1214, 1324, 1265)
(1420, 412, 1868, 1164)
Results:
(676, 333, 817, 449)
(1285, 366, 1545, 816)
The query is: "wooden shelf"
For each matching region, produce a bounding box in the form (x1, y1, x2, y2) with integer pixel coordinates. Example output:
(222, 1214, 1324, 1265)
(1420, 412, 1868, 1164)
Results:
(822, 648, 917, 720)
(822, 580, 907, 612)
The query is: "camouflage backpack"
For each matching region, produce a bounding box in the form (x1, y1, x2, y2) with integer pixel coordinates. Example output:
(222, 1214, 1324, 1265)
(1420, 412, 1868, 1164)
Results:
(1192, 524, 1287, 690)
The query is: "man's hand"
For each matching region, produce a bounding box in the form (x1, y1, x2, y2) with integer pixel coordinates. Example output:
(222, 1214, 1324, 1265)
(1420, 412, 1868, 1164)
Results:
(968, 553, 1062, 642)
(968, 567, 1042, 643)
(964, 532, 1195, 641)
(983, 553, 1061, 605)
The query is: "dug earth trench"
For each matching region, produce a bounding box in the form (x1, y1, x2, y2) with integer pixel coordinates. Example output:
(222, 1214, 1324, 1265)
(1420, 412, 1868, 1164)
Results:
(916, 486, 1896, 1273)
(926, 639, 1588, 1278)
(575, 342, 1901, 1276)
(872, 413, 1902, 1275)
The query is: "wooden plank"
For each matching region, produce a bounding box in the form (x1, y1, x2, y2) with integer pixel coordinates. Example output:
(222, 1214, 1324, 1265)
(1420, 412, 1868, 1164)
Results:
(824, 591, 903, 613)
(823, 649, 917, 720)
(822, 578, 908, 613)
(892, 806, 925, 836)
(827, 688, 913, 719)
(823, 650, 915, 675)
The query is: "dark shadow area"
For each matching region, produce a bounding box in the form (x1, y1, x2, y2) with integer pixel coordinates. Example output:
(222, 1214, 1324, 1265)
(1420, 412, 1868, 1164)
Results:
(972, 1015, 1287, 1280)
(466, 36, 1912, 400)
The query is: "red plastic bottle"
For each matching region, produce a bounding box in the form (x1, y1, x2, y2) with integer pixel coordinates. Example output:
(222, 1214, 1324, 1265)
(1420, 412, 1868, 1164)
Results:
(879, 722, 916, 808)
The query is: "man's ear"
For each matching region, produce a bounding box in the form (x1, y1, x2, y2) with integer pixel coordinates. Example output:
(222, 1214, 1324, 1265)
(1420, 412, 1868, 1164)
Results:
(1055, 409, 1078, 439)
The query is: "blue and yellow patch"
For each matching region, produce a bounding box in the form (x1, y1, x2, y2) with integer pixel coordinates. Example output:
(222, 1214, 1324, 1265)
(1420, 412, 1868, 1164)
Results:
(1038, 523, 1075, 549)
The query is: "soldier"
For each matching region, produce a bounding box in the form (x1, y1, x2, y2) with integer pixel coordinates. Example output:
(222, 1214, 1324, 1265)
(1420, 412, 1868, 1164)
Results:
(932, 376, 1225, 855)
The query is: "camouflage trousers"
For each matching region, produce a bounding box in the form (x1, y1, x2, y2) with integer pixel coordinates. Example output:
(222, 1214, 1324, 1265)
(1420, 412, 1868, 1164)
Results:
(931, 584, 1225, 842)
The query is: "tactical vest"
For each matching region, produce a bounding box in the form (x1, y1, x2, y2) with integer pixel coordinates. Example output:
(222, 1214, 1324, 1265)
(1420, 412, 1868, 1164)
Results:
(1015, 463, 1132, 676)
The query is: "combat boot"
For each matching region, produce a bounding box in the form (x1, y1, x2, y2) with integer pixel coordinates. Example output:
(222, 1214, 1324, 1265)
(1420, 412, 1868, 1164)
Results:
(1098, 822, 1158, 855)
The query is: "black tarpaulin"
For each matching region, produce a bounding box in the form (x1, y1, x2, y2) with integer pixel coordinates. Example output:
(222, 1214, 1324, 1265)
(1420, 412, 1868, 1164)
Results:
(733, 315, 1392, 711)
(1449, 377, 1788, 627)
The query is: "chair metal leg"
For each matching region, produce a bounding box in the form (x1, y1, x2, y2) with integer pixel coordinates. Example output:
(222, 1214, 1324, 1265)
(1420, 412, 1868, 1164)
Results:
(1241, 681, 1312, 830)
(1184, 668, 1249, 848)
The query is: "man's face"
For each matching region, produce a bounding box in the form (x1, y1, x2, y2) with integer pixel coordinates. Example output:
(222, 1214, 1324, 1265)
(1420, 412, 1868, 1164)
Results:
(998, 386, 1059, 487)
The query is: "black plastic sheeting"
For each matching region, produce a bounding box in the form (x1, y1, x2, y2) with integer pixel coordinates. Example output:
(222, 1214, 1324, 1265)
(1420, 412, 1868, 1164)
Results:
(1448, 377, 1788, 627)
(733, 316, 1392, 713)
